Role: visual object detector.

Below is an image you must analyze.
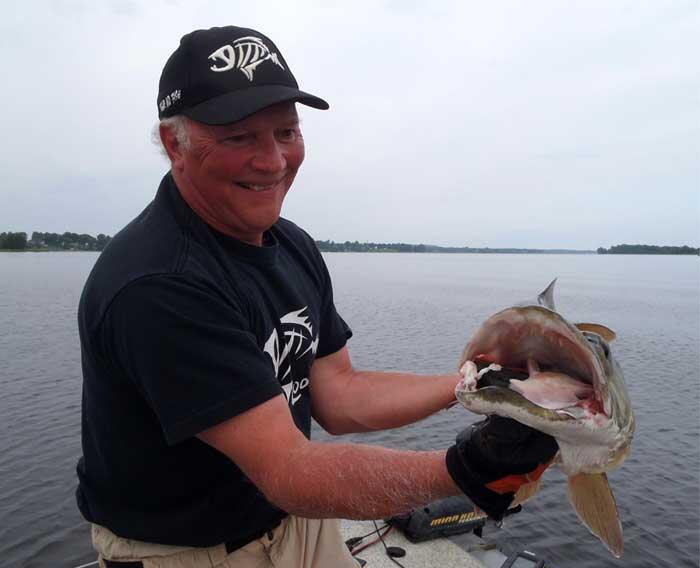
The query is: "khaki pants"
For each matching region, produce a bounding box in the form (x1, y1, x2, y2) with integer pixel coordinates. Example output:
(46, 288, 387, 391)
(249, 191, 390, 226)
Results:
(92, 517, 359, 568)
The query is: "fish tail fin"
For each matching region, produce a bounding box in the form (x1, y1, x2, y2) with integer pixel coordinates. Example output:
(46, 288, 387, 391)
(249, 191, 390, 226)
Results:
(567, 473, 624, 558)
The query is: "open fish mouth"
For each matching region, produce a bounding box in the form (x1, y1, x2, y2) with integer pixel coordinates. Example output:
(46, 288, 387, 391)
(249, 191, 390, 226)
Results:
(457, 306, 608, 417)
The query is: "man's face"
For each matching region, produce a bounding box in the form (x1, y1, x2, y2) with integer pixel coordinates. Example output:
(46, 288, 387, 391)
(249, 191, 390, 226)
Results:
(170, 102, 305, 246)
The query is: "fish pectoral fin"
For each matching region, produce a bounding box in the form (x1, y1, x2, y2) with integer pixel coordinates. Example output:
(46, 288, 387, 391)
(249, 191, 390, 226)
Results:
(567, 473, 624, 558)
(513, 478, 542, 506)
(574, 323, 617, 342)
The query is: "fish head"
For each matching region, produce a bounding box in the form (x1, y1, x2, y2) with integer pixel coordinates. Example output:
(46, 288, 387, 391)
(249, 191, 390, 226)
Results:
(455, 282, 634, 475)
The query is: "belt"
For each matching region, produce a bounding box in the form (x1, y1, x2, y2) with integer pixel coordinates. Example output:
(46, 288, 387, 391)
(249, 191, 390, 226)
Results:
(103, 520, 282, 568)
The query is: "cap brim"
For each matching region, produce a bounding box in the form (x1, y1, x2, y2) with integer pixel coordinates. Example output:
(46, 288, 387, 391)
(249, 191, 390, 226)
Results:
(183, 85, 329, 125)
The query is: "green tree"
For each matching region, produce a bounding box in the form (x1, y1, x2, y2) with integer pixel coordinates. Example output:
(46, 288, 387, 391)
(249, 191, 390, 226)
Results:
(96, 234, 111, 251)
(0, 232, 27, 250)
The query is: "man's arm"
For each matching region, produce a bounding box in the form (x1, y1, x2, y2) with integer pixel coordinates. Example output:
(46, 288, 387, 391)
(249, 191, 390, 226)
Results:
(198, 395, 460, 520)
(309, 346, 461, 435)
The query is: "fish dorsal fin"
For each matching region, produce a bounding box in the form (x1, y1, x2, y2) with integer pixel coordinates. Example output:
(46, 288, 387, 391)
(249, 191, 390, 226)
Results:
(537, 279, 557, 310)
(575, 323, 617, 342)
(567, 473, 624, 558)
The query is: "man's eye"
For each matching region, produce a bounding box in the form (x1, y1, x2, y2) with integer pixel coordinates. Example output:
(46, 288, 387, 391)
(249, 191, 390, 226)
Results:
(224, 134, 249, 144)
(279, 129, 298, 141)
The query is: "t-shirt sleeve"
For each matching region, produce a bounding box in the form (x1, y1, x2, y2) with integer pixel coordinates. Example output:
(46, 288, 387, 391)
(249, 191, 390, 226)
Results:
(101, 275, 282, 445)
(314, 250, 353, 358)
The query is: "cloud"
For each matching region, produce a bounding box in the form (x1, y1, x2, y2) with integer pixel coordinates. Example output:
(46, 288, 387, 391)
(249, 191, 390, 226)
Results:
(2, 1, 698, 248)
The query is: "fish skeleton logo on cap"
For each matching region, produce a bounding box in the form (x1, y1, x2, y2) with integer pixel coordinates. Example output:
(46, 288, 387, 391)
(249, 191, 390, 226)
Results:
(208, 36, 284, 80)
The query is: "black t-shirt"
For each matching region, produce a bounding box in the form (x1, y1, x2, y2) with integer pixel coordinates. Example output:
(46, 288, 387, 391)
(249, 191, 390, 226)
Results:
(76, 173, 351, 547)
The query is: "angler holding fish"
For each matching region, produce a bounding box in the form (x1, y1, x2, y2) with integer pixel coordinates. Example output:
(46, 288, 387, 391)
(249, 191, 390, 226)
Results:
(77, 24, 577, 568)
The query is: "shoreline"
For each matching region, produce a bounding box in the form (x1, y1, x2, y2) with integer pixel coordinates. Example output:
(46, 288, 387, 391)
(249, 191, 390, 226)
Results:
(2, 249, 697, 256)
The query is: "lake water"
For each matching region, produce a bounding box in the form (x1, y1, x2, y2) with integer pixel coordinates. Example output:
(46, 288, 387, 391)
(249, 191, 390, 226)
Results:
(1, 252, 698, 568)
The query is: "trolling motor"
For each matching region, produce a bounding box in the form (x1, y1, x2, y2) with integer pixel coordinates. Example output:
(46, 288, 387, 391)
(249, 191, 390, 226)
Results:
(387, 490, 548, 567)
(387, 496, 545, 568)
(387, 495, 522, 542)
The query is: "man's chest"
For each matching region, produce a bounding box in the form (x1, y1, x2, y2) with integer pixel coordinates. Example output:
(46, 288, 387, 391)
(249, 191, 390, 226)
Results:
(228, 258, 324, 413)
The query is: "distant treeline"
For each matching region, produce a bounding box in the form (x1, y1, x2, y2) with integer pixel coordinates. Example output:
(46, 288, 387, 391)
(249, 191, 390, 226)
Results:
(3, 233, 695, 255)
(315, 240, 592, 254)
(597, 244, 699, 255)
(316, 240, 434, 253)
(0, 231, 112, 251)
(0, 232, 29, 250)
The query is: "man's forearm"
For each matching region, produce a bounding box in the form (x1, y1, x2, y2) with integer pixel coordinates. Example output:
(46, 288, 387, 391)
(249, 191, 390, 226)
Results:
(261, 441, 460, 519)
(329, 369, 461, 433)
(199, 395, 464, 521)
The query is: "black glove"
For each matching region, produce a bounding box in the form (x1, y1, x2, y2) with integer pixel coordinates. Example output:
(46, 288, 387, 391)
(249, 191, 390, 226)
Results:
(446, 416, 558, 520)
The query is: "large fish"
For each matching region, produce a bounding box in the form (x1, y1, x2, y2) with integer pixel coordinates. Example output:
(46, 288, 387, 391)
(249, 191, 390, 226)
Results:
(454, 280, 635, 557)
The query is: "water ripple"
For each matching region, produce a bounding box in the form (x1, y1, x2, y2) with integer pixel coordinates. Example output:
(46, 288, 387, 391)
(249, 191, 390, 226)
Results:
(2, 252, 698, 567)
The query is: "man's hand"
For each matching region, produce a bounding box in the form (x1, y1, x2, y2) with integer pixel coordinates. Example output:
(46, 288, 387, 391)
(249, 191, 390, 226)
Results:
(446, 416, 558, 520)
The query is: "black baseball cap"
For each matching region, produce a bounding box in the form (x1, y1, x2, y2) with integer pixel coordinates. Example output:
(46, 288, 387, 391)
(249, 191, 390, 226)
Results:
(157, 26, 329, 124)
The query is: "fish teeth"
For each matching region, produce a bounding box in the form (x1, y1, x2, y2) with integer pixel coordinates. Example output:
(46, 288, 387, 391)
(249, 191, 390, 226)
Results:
(458, 360, 479, 392)
(477, 363, 502, 380)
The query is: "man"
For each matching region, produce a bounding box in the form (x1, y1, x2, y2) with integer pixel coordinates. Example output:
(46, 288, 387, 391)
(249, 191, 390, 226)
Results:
(77, 25, 556, 567)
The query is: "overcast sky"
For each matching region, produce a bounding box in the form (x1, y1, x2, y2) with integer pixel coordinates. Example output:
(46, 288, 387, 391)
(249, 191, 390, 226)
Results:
(1, 0, 698, 249)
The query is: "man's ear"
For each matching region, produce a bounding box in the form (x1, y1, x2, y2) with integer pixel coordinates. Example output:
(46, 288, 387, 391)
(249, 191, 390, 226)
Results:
(160, 123, 185, 172)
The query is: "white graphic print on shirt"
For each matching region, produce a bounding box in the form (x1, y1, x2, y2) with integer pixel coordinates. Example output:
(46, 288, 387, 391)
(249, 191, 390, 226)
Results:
(263, 307, 318, 406)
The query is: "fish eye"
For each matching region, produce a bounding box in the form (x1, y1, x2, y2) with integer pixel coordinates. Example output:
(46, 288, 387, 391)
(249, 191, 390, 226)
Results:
(585, 333, 610, 358)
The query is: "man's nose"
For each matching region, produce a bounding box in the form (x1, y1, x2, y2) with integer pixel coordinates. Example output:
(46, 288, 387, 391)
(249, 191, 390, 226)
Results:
(251, 137, 286, 173)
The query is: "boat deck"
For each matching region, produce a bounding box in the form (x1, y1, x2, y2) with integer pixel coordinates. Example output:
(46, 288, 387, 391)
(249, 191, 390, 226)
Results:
(341, 519, 508, 568)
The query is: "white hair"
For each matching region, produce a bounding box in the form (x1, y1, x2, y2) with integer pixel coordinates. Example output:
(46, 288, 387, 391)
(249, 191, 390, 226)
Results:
(151, 115, 191, 159)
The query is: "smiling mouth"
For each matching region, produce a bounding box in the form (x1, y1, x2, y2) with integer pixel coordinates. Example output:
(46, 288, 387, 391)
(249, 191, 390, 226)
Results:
(237, 182, 278, 192)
